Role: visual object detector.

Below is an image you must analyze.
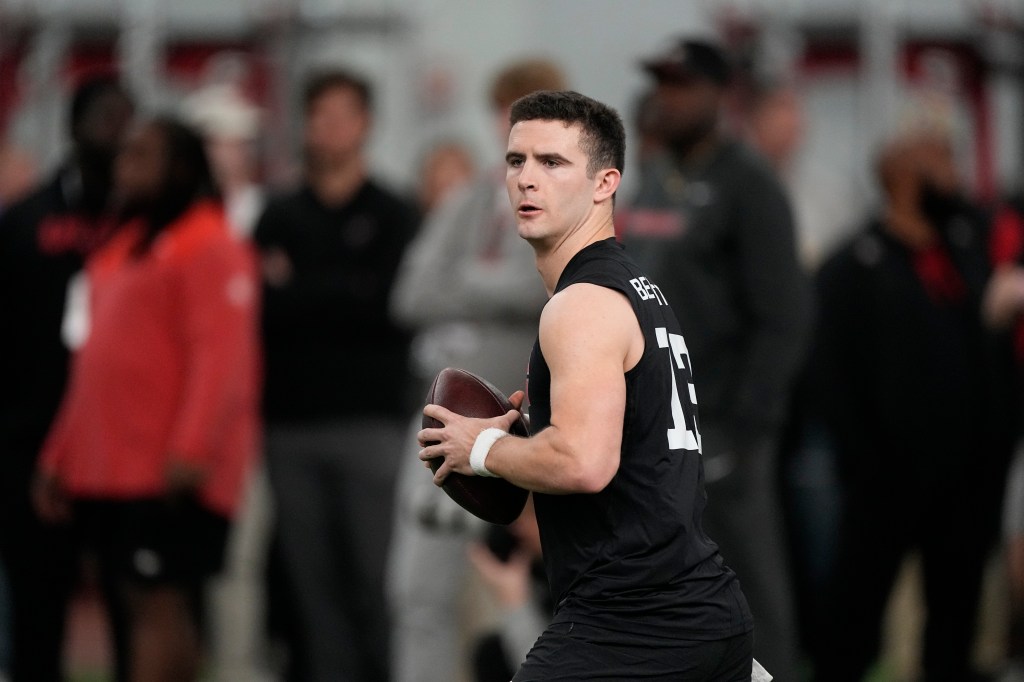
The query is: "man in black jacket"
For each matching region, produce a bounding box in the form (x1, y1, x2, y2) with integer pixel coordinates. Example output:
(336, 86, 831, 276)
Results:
(622, 38, 809, 681)
(0, 75, 134, 682)
(810, 125, 1013, 682)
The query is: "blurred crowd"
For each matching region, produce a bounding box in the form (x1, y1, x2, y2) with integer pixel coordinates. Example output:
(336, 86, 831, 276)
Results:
(1, 30, 1024, 682)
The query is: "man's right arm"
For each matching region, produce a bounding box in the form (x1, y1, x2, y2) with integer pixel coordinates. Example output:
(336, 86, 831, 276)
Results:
(421, 283, 641, 494)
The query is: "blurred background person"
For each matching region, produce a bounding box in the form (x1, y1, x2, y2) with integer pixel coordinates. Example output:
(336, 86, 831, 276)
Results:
(182, 79, 276, 682)
(809, 113, 1014, 682)
(466, 496, 550, 682)
(414, 137, 476, 214)
(254, 67, 420, 682)
(182, 82, 265, 239)
(979, 187, 1024, 682)
(628, 87, 666, 175)
(386, 57, 564, 682)
(620, 36, 809, 681)
(0, 142, 38, 214)
(738, 71, 863, 270)
(0, 138, 38, 682)
(0, 74, 134, 682)
(734, 56, 857, 668)
(33, 116, 260, 682)
(742, 77, 803, 175)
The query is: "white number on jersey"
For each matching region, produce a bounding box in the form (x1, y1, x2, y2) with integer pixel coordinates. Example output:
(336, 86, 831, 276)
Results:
(655, 327, 701, 453)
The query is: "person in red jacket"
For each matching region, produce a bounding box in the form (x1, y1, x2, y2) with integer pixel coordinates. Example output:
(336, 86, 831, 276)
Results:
(33, 116, 260, 682)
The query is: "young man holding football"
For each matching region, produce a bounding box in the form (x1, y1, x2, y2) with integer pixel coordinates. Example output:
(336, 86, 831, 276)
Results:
(418, 90, 756, 681)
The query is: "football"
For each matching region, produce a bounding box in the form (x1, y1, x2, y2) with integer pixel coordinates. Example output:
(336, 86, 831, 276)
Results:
(422, 367, 530, 525)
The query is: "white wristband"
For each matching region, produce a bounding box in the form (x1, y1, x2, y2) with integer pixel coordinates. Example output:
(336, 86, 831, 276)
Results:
(470, 428, 508, 477)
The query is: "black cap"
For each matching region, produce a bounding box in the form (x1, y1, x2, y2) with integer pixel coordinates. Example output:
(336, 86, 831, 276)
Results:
(641, 38, 732, 86)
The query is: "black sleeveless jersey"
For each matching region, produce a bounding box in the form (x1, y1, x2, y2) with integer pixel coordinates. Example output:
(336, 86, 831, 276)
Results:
(528, 238, 752, 640)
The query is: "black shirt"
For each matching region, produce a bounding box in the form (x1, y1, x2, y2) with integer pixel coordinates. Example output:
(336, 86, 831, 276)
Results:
(254, 180, 419, 422)
(528, 237, 752, 640)
(0, 168, 111, 464)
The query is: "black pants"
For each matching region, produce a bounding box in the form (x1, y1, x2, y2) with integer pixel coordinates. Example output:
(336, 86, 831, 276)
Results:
(264, 419, 404, 682)
(812, 471, 1003, 682)
(699, 423, 801, 681)
(0, 493, 78, 682)
(473, 632, 516, 682)
(512, 621, 752, 681)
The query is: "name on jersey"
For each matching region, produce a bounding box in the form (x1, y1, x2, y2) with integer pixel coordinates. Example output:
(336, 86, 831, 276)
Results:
(629, 276, 668, 306)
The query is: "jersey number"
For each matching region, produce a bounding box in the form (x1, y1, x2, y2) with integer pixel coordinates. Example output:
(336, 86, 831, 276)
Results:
(656, 327, 701, 453)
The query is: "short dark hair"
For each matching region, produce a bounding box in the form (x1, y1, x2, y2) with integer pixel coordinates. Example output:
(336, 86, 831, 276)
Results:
(303, 68, 373, 113)
(509, 90, 625, 177)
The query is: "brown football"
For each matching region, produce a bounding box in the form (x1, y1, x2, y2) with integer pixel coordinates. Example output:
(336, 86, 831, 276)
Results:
(422, 367, 530, 525)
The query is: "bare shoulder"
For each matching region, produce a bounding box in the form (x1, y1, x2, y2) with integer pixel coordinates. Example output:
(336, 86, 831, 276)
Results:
(542, 282, 633, 327)
(540, 283, 641, 369)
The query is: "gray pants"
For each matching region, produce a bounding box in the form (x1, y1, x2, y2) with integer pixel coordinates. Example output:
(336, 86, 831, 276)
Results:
(386, 414, 484, 682)
(266, 417, 405, 682)
(700, 423, 801, 682)
(205, 461, 276, 682)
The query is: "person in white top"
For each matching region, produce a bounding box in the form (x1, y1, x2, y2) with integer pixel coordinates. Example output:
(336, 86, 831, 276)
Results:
(182, 83, 264, 238)
(181, 80, 274, 682)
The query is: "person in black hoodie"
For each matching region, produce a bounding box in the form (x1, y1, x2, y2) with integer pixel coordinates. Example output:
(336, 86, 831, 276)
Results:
(809, 124, 1015, 682)
(0, 74, 134, 682)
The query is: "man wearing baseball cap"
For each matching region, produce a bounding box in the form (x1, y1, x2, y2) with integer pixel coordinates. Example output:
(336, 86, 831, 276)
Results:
(622, 36, 810, 682)
(641, 38, 732, 86)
